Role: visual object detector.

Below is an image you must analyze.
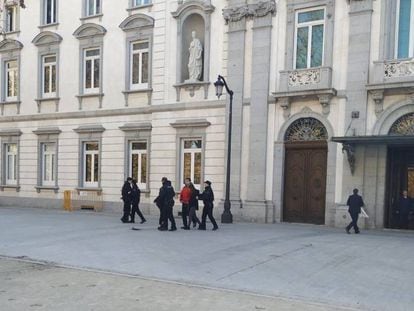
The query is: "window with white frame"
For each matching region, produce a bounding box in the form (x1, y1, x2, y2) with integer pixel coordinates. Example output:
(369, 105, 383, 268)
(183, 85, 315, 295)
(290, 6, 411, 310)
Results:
(44, 0, 57, 25)
(42, 55, 57, 98)
(41, 142, 56, 186)
(294, 7, 325, 69)
(83, 142, 99, 187)
(396, 0, 414, 58)
(130, 41, 149, 89)
(86, 0, 101, 16)
(129, 141, 147, 189)
(5, 60, 18, 101)
(133, 0, 151, 7)
(5, 143, 17, 185)
(5, 5, 17, 32)
(181, 139, 202, 188)
(83, 48, 100, 93)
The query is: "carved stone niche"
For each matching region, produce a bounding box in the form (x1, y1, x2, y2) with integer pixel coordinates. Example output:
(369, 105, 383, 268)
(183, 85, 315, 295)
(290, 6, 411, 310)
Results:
(172, 1, 214, 101)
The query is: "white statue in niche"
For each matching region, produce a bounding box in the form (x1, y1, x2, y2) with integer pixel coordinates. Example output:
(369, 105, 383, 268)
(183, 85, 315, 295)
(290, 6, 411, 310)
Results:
(186, 30, 203, 82)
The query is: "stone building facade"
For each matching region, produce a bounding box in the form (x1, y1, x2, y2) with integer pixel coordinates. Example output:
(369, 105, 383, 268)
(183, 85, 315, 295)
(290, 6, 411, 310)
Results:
(1, 0, 414, 230)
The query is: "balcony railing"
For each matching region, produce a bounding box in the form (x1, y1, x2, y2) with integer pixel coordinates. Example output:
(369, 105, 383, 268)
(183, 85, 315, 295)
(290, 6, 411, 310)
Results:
(371, 58, 414, 85)
(278, 66, 333, 95)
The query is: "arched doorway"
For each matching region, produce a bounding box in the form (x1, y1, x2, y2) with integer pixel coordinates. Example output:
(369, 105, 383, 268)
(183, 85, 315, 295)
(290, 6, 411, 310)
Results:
(386, 113, 414, 229)
(283, 118, 328, 224)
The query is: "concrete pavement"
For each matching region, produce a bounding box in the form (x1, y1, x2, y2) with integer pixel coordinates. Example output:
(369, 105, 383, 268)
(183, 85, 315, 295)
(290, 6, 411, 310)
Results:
(0, 207, 413, 311)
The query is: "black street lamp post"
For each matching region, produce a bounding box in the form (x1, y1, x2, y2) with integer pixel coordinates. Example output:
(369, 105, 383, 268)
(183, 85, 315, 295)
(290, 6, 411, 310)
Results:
(214, 75, 233, 224)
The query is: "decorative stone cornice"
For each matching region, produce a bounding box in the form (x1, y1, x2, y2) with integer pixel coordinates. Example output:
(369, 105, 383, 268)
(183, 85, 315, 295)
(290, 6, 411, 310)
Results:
(223, 0, 276, 24)
(170, 119, 211, 128)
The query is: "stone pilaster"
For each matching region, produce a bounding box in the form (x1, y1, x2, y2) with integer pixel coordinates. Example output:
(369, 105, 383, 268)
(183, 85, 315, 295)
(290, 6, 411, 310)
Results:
(244, 10, 275, 222)
(222, 0, 247, 209)
(343, 0, 373, 198)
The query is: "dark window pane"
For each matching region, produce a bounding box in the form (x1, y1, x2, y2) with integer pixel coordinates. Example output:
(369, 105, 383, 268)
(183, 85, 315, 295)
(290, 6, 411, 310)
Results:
(298, 9, 324, 23)
(131, 154, 139, 181)
(311, 24, 324, 67)
(94, 154, 99, 182)
(131, 142, 147, 150)
(132, 53, 140, 84)
(94, 58, 100, 88)
(142, 52, 149, 83)
(86, 154, 92, 182)
(85, 60, 92, 89)
(194, 152, 201, 184)
(296, 27, 309, 69)
(141, 154, 147, 183)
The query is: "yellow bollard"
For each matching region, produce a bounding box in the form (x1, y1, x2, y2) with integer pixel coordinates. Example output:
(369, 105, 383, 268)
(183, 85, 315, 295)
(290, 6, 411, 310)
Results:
(63, 190, 72, 211)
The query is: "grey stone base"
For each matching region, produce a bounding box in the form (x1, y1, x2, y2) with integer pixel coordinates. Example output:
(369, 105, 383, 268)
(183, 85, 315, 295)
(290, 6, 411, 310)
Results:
(0, 196, 64, 210)
(236, 200, 274, 223)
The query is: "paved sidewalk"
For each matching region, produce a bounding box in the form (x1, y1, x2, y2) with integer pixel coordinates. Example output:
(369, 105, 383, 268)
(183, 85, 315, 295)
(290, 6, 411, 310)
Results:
(0, 257, 354, 311)
(0, 207, 413, 311)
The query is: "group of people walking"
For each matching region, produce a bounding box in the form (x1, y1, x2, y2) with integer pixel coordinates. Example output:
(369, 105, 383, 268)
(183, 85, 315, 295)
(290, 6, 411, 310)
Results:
(121, 176, 218, 231)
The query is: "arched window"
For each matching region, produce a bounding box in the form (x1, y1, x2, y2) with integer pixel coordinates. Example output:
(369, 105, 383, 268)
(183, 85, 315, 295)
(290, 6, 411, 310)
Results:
(389, 113, 414, 135)
(284, 117, 328, 142)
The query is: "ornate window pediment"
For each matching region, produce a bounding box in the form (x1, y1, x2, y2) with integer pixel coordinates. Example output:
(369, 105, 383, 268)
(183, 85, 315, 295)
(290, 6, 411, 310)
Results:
(119, 13, 154, 31)
(73, 23, 106, 39)
(389, 113, 414, 135)
(32, 31, 62, 47)
(171, 1, 215, 18)
(285, 117, 328, 142)
(0, 39, 23, 53)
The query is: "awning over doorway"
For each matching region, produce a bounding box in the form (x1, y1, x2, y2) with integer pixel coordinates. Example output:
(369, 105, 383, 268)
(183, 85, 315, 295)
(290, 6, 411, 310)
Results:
(332, 135, 414, 145)
(331, 135, 414, 175)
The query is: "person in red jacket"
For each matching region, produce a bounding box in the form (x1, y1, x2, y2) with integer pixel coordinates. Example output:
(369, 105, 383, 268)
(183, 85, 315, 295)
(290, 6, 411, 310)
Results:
(179, 178, 192, 230)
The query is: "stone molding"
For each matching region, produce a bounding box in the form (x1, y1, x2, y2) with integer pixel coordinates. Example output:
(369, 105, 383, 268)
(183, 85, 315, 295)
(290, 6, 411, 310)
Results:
(170, 119, 211, 128)
(32, 127, 61, 135)
(73, 125, 105, 134)
(32, 31, 62, 47)
(172, 1, 215, 18)
(223, 0, 276, 24)
(0, 129, 22, 136)
(0, 38, 23, 53)
(119, 122, 152, 132)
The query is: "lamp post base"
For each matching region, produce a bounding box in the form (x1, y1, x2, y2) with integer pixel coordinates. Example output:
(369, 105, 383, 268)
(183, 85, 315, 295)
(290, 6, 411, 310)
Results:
(221, 200, 233, 223)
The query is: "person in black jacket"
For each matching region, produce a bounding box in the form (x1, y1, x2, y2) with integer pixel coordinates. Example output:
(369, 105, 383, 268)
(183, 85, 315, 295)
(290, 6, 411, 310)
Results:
(399, 190, 412, 229)
(188, 183, 201, 229)
(154, 177, 177, 231)
(121, 177, 133, 223)
(198, 180, 218, 231)
(130, 179, 146, 224)
(345, 188, 365, 234)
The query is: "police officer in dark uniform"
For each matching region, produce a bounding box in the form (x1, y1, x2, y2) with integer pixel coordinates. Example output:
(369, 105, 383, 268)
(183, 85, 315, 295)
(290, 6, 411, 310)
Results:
(130, 179, 146, 224)
(121, 177, 133, 223)
(198, 180, 218, 231)
(345, 188, 365, 234)
(154, 177, 177, 231)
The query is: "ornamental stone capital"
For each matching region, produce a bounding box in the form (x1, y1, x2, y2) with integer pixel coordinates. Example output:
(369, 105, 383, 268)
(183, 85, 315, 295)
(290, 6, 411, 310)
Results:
(223, 0, 276, 24)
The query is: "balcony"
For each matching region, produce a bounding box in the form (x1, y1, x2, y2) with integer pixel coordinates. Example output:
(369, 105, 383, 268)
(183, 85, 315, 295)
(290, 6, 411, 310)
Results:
(272, 66, 336, 117)
(367, 58, 414, 115)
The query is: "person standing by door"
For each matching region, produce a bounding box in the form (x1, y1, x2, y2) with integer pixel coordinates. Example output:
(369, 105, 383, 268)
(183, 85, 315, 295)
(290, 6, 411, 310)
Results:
(130, 179, 146, 224)
(346, 188, 364, 234)
(198, 181, 218, 231)
(399, 190, 412, 229)
(121, 177, 133, 223)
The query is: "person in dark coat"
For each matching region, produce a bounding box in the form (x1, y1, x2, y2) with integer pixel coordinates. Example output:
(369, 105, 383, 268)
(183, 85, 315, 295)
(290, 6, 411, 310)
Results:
(188, 183, 201, 229)
(399, 190, 412, 229)
(198, 180, 218, 231)
(345, 188, 364, 234)
(130, 179, 146, 224)
(121, 177, 133, 223)
(154, 177, 177, 231)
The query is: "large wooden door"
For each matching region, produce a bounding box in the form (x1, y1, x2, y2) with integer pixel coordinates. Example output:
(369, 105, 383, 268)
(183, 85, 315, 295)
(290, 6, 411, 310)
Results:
(284, 141, 327, 224)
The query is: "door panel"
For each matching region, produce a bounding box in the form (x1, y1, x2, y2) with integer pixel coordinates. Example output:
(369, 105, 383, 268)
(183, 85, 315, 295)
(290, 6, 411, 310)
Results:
(284, 142, 327, 224)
